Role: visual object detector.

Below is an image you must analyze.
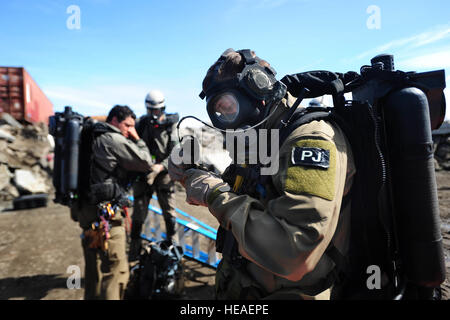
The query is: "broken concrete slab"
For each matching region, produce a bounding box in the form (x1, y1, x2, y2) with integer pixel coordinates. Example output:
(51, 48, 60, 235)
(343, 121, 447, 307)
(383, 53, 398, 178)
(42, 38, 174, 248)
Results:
(0, 128, 15, 142)
(0, 120, 53, 204)
(13, 169, 49, 194)
(0, 113, 23, 129)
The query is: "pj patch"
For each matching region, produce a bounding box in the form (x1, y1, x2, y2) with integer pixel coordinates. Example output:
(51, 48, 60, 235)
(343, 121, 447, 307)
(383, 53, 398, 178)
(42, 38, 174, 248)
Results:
(285, 139, 337, 201)
(291, 147, 330, 169)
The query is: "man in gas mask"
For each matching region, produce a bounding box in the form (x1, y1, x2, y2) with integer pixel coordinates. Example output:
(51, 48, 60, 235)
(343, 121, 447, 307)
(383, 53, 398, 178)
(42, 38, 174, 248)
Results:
(169, 49, 355, 299)
(129, 90, 180, 263)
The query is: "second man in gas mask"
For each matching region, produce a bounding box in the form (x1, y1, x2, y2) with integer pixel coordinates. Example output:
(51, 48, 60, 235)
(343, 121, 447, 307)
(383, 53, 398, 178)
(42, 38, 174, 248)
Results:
(129, 90, 180, 262)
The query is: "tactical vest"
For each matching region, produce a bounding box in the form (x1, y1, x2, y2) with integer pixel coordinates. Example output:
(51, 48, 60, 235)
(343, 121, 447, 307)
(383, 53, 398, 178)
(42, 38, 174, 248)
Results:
(214, 63, 446, 299)
(216, 100, 397, 299)
(87, 123, 135, 206)
(136, 113, 179, 163)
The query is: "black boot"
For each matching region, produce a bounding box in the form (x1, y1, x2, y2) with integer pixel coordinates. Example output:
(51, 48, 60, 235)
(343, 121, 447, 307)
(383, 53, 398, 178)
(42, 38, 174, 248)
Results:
(164, 215, 176, 242)
(129, 221, 143, 262)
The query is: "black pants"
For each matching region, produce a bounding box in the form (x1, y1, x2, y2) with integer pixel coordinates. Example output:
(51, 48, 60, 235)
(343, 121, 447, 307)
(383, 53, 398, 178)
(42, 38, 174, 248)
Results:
(129, 172, 176, 261)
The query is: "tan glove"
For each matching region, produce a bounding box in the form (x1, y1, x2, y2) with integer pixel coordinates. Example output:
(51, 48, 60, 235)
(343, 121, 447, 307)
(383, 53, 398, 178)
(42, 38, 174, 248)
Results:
(168, 136, 201, 183)
(147, 164, 164, 185)
(183, 168, 231, 207)
(168, 149, 189, 183)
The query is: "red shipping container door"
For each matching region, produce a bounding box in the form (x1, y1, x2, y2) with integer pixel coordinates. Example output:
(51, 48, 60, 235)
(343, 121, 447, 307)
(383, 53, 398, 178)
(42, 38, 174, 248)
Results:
(0, 66, 53, 124)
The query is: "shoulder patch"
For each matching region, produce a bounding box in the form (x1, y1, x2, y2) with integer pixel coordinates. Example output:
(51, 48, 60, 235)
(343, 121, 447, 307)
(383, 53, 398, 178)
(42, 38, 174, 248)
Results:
(284, 138, 336, 200)
(291, 147, 330, 169)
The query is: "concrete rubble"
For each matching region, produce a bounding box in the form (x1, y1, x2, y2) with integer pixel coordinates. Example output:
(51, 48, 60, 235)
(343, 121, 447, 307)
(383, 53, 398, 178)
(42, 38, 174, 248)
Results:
(0, 113, 230, 206)
(0, 113, 54, 203)
(0, 111, 448, 206)
(178, 124, 231, 174)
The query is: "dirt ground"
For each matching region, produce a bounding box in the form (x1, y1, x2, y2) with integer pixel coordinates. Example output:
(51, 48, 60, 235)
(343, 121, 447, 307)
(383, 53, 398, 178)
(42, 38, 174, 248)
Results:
(0, 171, 449, 300)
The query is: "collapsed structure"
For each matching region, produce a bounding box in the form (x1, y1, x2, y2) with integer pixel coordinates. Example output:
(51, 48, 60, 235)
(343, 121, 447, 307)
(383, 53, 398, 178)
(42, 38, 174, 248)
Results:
(0, 110, 448, 209)
(0, 113, 53, 204)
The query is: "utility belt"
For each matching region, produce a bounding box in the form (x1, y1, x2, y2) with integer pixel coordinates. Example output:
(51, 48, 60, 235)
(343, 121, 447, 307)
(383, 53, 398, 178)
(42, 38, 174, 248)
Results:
(82, 201, 129, 251)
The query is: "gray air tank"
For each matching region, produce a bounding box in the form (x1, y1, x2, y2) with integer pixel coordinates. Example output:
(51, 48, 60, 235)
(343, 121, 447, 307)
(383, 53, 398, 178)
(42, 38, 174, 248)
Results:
(353, 54, 446, 293)
(64, 115, 81, 193)
(383, 86, 445, 288)
(49, 106, 83, 206)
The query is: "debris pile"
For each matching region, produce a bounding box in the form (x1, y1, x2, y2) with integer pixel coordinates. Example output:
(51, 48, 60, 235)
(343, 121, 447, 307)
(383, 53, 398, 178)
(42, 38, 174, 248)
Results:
(0, 110, 447, 205)
(178, 124, 231, 174)
(0, 113, 53, 202)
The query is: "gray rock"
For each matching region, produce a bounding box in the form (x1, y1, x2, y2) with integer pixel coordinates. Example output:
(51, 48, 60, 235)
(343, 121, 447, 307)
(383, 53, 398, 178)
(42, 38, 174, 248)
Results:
(1, 184, 19, 200)
(0, 141, 8, 164)
(0, 164, 12, 190)
(0, 113, 23, 129)
(13, 169, 48, 194)
(0, 128, 15, 142)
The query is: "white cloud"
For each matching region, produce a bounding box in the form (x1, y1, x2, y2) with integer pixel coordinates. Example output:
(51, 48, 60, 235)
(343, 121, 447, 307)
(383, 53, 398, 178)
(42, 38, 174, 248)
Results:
(397, 51, 450, 121)
(345, 23, 450, 121)
(45, 84, 144, 116)
(43, 82, 209, 122)
(413, 28, 450, 48)
(397, 50, 450, 70)
(45, 87, 111, 114)
(355, 24, 450, 61)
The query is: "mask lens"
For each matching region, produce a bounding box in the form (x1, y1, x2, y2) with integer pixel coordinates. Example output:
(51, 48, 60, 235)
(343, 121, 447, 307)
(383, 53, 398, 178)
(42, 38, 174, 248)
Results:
(147, 107, 164, 117)
(211, 93, 239, 122)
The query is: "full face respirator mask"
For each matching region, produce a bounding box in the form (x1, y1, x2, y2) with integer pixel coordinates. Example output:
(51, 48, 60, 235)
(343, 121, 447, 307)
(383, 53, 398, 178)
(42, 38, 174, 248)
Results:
(147, 106, 166, 123)
(199, 49, 287, 130)
(145, 92, 166, 123)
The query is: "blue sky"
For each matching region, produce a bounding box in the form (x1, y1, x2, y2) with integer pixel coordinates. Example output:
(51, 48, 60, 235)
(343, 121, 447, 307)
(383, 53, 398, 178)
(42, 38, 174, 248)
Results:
(1, 0, 449, 122)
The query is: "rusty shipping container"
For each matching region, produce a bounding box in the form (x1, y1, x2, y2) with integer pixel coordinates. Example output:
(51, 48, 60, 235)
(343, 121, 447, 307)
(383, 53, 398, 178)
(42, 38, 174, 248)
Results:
(0, 66, 53, 124)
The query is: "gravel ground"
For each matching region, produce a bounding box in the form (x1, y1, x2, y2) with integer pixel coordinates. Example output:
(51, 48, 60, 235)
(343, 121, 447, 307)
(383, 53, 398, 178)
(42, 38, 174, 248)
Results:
(0, 171, 448, 300)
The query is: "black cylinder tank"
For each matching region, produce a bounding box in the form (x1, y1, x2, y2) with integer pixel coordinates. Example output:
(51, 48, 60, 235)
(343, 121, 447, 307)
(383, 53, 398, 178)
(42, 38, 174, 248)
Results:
(383, 87, 446, 287)
(64, 118, 80, 192)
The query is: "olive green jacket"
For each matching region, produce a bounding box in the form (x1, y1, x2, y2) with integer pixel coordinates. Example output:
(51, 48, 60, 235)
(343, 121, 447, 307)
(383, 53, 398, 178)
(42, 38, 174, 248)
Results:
(72, 122, 153, 229)
(90, 122, 153, 185)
